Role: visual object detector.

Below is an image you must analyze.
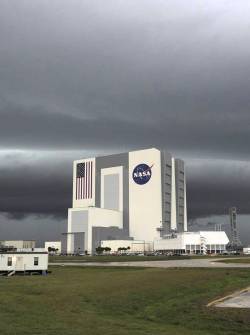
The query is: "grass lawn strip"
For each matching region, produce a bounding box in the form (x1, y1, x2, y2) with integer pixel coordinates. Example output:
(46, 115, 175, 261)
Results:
(0, 266, 250, 335)
(216, 257, 250, 264)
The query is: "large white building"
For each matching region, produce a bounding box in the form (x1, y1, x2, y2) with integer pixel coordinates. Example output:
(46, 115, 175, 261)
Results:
(154, 231, 229, 254)
(67, 148, 187, 254)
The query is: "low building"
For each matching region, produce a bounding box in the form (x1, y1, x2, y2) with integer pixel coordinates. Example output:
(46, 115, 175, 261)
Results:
(154, 231, 229, 254)
(0, 240, 36, 249)
(45, 241, 62, 254)
(243, 247, 250, 255)
(0, 248, 48, 275)
(67, 207, 123, 254)
(100, 240, 153, 253)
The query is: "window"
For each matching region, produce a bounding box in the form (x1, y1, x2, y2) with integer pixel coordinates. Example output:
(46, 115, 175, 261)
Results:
(34, 257, 39, 266)
(7, 257, 12, 266)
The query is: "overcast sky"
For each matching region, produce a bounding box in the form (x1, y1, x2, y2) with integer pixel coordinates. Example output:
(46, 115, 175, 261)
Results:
(1, 0, 250, 245)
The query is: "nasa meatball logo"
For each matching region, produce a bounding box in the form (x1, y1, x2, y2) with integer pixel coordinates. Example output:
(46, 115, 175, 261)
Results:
(132, 163, 153, 185)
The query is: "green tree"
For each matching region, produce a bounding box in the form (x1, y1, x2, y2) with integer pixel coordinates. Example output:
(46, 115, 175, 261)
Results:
(96, 246, 104, 254)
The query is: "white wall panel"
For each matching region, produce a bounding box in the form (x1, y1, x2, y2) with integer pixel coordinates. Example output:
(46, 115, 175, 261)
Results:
(100, 166, 123, 211)
(129, 148, 162, 242)
(89, 207, 122, 229)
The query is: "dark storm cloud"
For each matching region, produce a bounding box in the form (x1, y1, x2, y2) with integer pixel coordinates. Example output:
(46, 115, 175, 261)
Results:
(1, 1, 250, 242)
(0, 213, 66, 246)
(1, 152, 250, 224)
(1, 1, 250, 159)
(187, 160, 250, 219)
(0, 154, 72, 218)
(1, 99, 250, 161)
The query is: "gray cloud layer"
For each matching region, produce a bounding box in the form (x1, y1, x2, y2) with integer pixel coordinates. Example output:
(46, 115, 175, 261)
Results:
(1, 1, 250, 241)
(187, 159, 250, 218)
(1, 152, 250, 221)
(1, 1, 250, 158)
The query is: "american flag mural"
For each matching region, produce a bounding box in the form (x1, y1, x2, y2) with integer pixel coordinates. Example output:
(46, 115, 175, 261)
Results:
(76, 161, 93, 200)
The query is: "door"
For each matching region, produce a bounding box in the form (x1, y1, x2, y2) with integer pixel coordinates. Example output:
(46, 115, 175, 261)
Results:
(74, 233, 85, 254)
(15, 256, 24, 271)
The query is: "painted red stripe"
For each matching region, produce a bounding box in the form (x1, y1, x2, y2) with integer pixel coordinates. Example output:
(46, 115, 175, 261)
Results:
(82, 175, 86, 199)
(88, 162, 90, 198)
(87, 162, 89, 198)
(76, 178, 80, 200)
(91, 161, 93, 198)
(81, 177, 83, 199)
(80, 177, 82, 199)
(76, 178, 78, 200)
(77, 178, 80, 200)
(90, 161, 92, 198)
(86, 161, 88, 199)
(83, 162, 85, 199)
(85, 163, 87, 199)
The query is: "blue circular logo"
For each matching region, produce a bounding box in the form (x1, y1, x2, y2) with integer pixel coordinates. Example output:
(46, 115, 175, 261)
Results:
(132, 164, 152, 185)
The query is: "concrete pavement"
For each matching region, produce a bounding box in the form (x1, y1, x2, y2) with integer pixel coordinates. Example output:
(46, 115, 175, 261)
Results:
(216, 291, 250, 308)
(208, 287, 250, 308)
(49, 257, 250, 268)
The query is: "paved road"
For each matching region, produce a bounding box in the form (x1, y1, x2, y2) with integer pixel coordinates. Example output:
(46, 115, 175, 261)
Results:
(49, 258, 250, 268)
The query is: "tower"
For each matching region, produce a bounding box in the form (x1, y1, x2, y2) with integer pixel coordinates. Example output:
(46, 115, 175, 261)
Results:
(229, 207, 242, 249)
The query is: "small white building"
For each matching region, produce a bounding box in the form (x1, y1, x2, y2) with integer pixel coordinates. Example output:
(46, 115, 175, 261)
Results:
(154, 231, 229, 254)
(67, 207, 122, 254)
(0, 240, 36, 249)
(0, 248, 48, 274)
(100, 240, 153, 253)
(45, 241, 62, 254)
(243, 247, 250, 255)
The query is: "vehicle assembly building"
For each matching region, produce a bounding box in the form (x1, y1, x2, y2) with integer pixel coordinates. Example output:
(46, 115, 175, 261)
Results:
(67, 147, 187, 254)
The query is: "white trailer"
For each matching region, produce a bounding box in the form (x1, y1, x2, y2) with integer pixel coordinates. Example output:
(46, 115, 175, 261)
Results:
(0, 249, 48, 275)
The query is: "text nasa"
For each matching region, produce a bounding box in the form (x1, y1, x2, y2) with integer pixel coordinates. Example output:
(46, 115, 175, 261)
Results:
(133, 170, 151, 178)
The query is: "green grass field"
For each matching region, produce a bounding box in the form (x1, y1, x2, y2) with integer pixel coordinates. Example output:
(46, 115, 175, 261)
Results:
(1, 266, 250, 335)
(217, 257, 250, 264)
